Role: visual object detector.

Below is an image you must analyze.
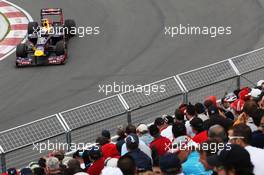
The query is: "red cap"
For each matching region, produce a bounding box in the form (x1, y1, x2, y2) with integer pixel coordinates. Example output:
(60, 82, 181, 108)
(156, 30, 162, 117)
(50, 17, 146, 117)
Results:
(205, 96, 217, 107)
(239, 87, 250, 101)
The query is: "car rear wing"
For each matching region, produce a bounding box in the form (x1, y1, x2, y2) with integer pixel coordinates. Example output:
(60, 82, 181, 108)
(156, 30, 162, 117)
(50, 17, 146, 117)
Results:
(41, 8, 63, 15)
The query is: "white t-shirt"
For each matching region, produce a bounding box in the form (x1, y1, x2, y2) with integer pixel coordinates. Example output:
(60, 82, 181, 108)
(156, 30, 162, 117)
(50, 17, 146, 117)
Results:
(185, 118, 195, 137)
(245, 145, 264, 175)
(161, 125, 173, 142)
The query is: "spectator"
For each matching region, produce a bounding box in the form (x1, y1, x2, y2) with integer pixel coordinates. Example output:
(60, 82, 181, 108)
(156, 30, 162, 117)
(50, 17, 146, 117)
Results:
(86, 146, 105, 175)
(117, 155, 136, 175)
(101, 167, 123, 175)
(46, 157, 62, 175)
(204, 105, 233, 132)
(136, 123, 153, 146)
(160, 115, 174, 142)
(96, 136, 120, 159)
(185, 104, 197, 137)
(257, 80, 264, 90)
(190, 117, 208, 143)
(159, 153, 183, 175)
(249, 88, 262, 102)
(20, 168, 33, 175)
(104, 157, 119, 168)
(207, 144, 254, 175)
(64, 159, 84, 175)
(149, 124, 171, 157)
(221, 93, 236, 120)
(7, 168, 17, 175)
(174, 109, 185, 124)
(73, 150, 91, 170)
(198, 139, 221, 175)
(101, 130, 111, 140)
(121, 125, 152, 160)
(228, 124, 264, 175)
(234, 100, 258, 131)
(32, 167, 45, 175)
(181, 142, 212, 175)
(172, 122, 187, 139)
(207, 124, 227, 142)
(124, 133, 152, 172)
(251, 109, 264, 148)
(154, 117, 167, 132)
(195, 103, 209, 121)
(116, 126, 127, 154)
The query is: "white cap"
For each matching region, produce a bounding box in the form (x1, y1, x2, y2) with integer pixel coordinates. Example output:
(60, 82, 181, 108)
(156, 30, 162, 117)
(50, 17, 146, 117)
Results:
(136, 124, 148, 133)
(105, 158, 118, 167)
(249, 88, 262, 98)
(101, 167, 123, 175)
(74, 173, 89, 175)
(257, 80, 264, 87)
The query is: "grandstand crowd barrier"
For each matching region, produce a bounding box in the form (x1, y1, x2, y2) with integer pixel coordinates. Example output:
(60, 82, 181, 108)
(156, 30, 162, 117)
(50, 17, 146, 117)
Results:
(1, 47, 264, 172)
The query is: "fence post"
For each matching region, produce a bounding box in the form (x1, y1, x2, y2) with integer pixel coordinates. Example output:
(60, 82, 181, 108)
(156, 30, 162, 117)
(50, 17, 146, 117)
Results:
(0, 146, 6, 173)
(237, 76, 241, 90)
(66, 131, 72, 152)
(228, 59, 241, 90)
(183, 92, 188, 104)
(127, 109, 132, 124)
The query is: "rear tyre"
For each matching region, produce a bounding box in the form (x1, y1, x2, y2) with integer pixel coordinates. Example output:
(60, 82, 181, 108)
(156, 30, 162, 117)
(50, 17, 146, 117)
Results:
(16, 44, 28, 58)
(64, 19, 76, 38)
(55, 41, 65, 56)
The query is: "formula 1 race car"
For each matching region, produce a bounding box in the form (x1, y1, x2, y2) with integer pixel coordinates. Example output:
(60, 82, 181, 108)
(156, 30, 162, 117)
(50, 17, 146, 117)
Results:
(16, 8, 76, 67)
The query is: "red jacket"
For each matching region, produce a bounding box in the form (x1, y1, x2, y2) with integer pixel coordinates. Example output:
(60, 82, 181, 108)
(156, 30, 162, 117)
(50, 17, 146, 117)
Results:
(101, 143, 120, 159)
(150, 136, 171, 157)
(192, 130, 208, 144)
(87, 157, 105, 175)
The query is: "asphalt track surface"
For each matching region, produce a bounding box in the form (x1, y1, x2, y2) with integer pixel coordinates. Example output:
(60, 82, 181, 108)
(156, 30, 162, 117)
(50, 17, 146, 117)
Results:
(0, 0, 264, 131)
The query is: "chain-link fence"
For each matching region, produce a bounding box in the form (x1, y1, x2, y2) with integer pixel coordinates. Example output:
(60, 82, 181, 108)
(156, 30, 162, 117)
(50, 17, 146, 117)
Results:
(0, 48, 264, 172)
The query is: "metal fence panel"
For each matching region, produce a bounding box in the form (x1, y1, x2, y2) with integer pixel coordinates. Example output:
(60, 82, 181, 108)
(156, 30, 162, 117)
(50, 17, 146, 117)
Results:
(130, 95, 183, 125)
(70, 114, 127, 145)
(187, 78, 238, 104)
(240, 68, 264, 88)
(231, 48, 264, 74)
(60, 95, 126, 130)
(178, 60, 237, 91)
(0, 115, 66, 153)
(4, 134, 67, 169)
(122, 77, 183, 110)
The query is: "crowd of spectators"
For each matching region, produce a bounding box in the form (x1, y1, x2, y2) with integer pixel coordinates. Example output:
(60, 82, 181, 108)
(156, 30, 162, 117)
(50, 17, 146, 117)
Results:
(1, 80, 264, 175)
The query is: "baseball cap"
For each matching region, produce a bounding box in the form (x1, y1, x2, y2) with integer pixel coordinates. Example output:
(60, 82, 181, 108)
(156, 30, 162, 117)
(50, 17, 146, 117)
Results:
(101, 167, 123, 175)
(125, 133, 139, 145)
(207, 144, 251, 167)
(7, 168, 17, 175)
(136, 124, 148, 133)
(257, 80, 264, 87)
(249, 88, 262, 98)
(224, 92, 237, 102)
(159, 153, 181, 174)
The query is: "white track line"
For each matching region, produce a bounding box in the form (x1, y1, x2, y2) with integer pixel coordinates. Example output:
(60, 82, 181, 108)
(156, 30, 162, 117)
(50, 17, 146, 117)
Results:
(0, 0, 33, 61)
